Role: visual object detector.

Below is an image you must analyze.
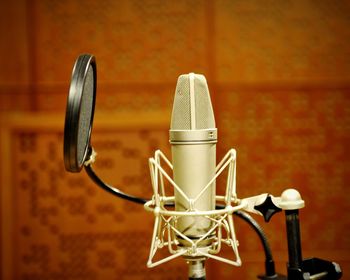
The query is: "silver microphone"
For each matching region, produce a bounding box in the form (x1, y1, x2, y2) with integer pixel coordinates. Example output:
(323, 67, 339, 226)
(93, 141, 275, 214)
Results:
(146, 73, 241, 270)
(170, 73, 217, 247)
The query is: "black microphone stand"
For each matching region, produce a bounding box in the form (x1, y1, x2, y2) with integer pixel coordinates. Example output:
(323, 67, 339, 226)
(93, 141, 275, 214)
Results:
(254, 191, 342, 280)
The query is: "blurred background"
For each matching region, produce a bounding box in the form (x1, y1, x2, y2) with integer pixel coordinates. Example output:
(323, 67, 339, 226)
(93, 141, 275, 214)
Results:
(1, 0, 349, 279)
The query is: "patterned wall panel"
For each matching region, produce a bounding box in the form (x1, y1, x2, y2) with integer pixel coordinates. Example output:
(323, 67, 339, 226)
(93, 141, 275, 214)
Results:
(216, 87, 350, 276)
(6, 120, 193, 280)
(0, 0, 29, 85)
(2, 115, 296, 280)
(1, 0, 350, 279)
(32, 0, 210, 84)
(215, 0, 350, 83)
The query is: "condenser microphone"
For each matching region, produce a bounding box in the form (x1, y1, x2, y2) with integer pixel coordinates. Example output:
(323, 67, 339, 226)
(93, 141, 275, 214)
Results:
(170, 73, 217, 246)
(146, 73, 241, 271)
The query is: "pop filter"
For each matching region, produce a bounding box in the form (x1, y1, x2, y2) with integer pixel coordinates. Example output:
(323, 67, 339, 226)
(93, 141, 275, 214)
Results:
(64, 54, 97, 172)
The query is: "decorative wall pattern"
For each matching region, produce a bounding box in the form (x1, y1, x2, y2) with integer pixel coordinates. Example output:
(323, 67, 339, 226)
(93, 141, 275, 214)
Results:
(11, 128, 187, 280)
(33, 0, 210, 84)
(215, 0, 350, 82)
(1, 0, 350, 279)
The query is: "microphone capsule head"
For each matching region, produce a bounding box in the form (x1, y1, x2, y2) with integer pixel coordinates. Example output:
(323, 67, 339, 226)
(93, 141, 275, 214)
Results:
(170, 73, 217, 143)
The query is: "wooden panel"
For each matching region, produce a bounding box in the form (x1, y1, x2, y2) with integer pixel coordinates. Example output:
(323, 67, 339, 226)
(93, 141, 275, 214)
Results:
(1, 113, 186, 280)
(1, 0, 350, 279)
(0, 0, 30, 85)
(216, 88, 350, 251)
(215, 0, 350, 83)
(0, 0, 32, 112)
(32, 0, 210, 84)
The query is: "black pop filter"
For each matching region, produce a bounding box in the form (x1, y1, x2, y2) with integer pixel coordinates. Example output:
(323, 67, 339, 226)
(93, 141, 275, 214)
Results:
(64, 54, 97, 172)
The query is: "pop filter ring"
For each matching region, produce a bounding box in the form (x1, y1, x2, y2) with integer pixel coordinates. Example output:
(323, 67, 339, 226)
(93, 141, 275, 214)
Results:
(64, 54, 96, 172)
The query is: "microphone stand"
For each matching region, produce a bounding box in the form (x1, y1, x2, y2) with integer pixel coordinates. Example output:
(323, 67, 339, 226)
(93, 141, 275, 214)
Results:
(254, 190, 342, 280)
(188, 259, 206, 280)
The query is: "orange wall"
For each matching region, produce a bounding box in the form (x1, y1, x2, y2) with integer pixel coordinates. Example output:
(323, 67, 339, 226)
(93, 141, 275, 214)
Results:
(1, 1, 350, 279)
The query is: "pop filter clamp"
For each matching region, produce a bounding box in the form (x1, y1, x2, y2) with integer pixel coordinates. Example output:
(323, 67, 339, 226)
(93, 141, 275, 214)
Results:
(63, 54, 342, 280)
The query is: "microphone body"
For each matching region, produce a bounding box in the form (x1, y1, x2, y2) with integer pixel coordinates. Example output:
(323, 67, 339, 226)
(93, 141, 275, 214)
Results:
(172, 139, 216, 242)
(170, 73, 217, 246)
(146, 73, 241, 270)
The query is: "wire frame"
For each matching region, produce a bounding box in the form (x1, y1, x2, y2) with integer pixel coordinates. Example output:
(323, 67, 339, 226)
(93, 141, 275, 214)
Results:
(144, 149, 245, 267)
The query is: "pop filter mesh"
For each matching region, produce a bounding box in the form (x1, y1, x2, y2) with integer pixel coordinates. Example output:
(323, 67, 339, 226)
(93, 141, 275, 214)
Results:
(77, 64, 94, 165)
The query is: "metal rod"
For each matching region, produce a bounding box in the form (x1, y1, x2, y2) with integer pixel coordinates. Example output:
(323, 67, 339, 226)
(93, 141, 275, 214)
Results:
(188, 260, 206, 280)
(285, 209, 303, 270)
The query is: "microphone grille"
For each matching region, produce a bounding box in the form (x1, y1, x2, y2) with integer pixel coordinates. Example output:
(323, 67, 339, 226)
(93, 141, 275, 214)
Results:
(170, 73, 215, 130)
